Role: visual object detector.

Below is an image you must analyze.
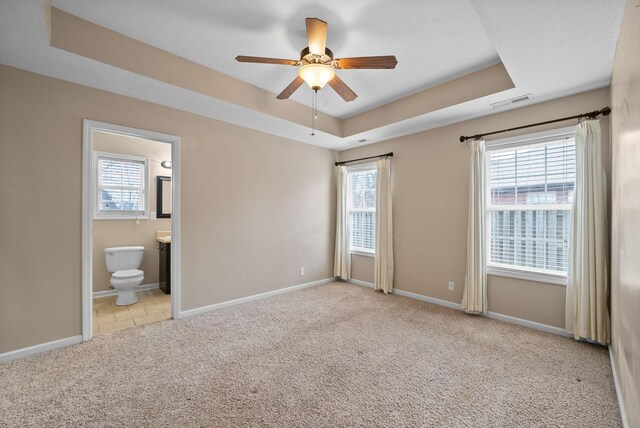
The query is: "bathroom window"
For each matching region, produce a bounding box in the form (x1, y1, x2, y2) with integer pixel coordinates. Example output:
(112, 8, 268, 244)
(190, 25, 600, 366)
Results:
(94, 152, 149, 219)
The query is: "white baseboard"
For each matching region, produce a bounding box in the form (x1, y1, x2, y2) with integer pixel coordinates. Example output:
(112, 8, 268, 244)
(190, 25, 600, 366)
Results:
(348, 279, 462, 311)
(348, 278, 375, 288)
(347, 279, 571, 338)
(181, 277, 336, 318)
(93, 283, 160, 299)
(484, 311, 572, 337)
(609, 345, 630, 428)
(393, 288, 465, 311)
(0, 335, 82, 364)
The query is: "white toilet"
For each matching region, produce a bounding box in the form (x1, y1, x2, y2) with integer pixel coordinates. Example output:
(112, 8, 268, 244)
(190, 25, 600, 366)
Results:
(104, 246, 145, 306)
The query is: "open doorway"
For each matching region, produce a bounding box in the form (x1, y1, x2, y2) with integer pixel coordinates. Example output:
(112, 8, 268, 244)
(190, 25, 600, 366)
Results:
(82, 120, 181, 341)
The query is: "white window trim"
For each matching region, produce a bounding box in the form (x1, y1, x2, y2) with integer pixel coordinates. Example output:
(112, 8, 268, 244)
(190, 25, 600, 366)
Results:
(347, 162, 377, 255)
(487, 265, 568, 286)
(346, 162, 377, 173)
(485, 125, 576, 150)
(351, 250, 375, 258)
(93, 151, 150, 220)
(485, 126, 576, 286)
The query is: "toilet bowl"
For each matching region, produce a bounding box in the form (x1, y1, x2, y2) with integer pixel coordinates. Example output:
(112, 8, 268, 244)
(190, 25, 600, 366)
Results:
(104, 246, 145, 306)
(111, 269, 144, 305)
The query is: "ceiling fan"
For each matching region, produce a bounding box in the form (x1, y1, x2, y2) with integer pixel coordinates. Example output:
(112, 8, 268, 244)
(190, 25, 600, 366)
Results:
(236, 18, 398, 102)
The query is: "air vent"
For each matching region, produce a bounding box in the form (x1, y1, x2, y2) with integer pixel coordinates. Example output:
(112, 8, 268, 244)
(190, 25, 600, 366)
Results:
(490, 93, 533, 109)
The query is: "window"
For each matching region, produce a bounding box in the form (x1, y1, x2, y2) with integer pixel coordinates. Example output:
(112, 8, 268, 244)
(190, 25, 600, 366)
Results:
(486, 131, 576, 282)
(347, 165, 377, 254)
(94, 152, 148, 219)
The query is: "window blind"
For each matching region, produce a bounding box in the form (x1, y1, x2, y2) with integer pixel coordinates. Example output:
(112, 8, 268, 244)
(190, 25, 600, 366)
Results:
(348, 169, 377, 252)
(487, 136, 575, 275)
(97, 155, 146, 215)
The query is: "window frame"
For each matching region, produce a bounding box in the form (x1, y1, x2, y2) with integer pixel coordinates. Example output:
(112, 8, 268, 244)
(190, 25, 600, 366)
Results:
(346, 162, 377, 256)
(484, 126, 576, 286)
(93, 151, 150, 220)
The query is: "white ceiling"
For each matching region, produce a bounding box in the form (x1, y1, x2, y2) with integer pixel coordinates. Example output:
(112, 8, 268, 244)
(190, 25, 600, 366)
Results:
(0, 0, 626, 150)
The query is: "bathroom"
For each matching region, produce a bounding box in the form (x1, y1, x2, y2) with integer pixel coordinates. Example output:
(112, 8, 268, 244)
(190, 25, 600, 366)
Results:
(91, 130, 173, 335)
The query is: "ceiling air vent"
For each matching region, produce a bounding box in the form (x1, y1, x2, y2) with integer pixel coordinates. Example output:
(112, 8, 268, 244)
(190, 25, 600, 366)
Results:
(490, 93, 533, 109)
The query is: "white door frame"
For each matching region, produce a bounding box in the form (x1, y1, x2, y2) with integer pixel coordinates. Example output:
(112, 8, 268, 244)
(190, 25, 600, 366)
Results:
(82, 120, 182, 341)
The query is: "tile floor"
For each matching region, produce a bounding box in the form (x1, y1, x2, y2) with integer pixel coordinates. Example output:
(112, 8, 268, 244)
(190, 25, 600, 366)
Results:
(93, 288, 171, 335)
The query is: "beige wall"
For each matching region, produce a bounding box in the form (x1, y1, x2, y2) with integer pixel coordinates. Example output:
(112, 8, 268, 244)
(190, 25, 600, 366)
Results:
(486, 276, 565, 328)
(351, 255, 374, 284)
(0, 65, 336, 354)
(92, 131, 172, 292)
(610, 1, 640, 426)
(341, 88, 611, 329)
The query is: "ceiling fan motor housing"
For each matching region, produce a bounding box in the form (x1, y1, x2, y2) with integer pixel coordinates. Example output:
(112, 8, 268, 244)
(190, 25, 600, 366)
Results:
(300, 47, 334, 65)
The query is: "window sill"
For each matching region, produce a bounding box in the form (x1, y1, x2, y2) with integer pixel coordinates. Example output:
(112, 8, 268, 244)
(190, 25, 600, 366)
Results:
(486, 266, 567, 286)
(94, 216, 150, 221)
(351, 250, 375, 258)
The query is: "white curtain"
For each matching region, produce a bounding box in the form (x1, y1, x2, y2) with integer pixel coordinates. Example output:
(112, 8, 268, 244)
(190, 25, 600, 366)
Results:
(462, 140, 487, 314)
(374, 158, 394, 294)
(334, 165, 350, 280)
(566, 120, 609, 344)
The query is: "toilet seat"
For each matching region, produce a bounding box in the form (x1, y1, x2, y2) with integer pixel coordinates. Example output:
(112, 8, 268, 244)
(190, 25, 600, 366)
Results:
(112, 269, 144, 279)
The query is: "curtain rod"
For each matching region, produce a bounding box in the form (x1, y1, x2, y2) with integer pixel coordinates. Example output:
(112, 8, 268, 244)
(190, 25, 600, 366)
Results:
(459, 106, 611, 143)
(335, 152, 393, 166)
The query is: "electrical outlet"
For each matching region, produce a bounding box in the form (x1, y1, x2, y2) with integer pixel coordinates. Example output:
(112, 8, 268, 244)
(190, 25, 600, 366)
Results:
(300, 267, 305, 276)
(448, 281, 455, 291)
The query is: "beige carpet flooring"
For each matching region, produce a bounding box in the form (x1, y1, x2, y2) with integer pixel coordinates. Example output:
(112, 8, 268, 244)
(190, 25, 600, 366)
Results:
(0, 282, 621, 427)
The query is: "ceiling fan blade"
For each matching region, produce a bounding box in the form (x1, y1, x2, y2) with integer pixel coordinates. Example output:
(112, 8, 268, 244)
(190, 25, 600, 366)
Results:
(277, 76, 305, 100)
(334, 56, 398, 69)
(235, 56, 299, 66)
(328, 75, 357, 102)
(305, 18, 328, 55)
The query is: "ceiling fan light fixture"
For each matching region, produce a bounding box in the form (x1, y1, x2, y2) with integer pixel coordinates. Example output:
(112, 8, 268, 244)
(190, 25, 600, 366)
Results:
(298, 64, 335, 91)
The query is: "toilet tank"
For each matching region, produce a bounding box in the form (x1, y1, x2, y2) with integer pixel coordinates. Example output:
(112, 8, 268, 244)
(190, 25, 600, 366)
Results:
(104, 246, 145, 272)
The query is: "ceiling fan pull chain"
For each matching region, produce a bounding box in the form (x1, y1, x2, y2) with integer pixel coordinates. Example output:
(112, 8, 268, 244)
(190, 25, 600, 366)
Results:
(311, 89, 317, 136)
(314, 90, 319, 122)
